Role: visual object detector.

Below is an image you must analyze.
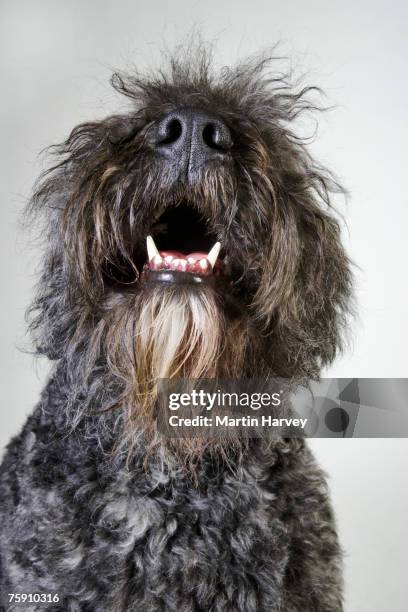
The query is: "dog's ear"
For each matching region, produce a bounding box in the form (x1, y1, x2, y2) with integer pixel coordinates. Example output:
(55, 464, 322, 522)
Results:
(26, 117, 130, 361)
(251, 166, 353, 378)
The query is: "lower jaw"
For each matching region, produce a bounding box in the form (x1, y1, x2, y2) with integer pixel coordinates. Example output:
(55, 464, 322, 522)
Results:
(141, 269, 232, 289)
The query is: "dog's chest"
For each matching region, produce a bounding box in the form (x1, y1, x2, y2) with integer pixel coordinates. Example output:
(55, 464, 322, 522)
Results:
(1, 414, 291, 611)
(97, 466, 289, 611)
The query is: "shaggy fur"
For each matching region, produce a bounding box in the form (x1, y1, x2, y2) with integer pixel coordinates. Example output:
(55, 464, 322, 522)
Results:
(0, 46, 351, 611)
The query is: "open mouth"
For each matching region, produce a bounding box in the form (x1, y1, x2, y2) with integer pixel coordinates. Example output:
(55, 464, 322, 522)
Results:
(141, 202, 229, 282)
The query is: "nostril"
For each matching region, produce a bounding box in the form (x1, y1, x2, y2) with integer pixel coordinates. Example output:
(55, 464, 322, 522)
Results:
(202, 122, 232, 152)
(158, 118, 183, 146)
(202, 124, 217, 148)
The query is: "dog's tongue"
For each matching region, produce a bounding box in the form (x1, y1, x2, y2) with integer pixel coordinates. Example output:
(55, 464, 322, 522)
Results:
(146, 236, 222, 276)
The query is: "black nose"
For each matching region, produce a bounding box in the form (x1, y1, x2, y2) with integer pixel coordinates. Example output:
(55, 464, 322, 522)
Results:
(155, 108, 233, 174)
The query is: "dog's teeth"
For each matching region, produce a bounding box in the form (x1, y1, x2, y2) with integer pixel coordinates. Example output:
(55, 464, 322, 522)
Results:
(199, 259, 210, 275)
(150, 254, 163, 270)
(207, 242, 221, 268)
(173, 258, 187, 271)
(146, 235, 159, 262)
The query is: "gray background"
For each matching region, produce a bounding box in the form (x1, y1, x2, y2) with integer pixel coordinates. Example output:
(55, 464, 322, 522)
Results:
(1, 1, 407, 610)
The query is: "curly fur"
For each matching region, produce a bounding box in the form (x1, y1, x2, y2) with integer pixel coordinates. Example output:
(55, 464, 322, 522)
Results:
(0, 45, 351, 611)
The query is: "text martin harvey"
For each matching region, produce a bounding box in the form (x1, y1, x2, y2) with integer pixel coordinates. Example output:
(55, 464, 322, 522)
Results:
(168, 415, 308, 429)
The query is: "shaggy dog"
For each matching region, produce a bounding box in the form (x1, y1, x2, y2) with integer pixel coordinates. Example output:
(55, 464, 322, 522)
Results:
(0, 48, 351, 611)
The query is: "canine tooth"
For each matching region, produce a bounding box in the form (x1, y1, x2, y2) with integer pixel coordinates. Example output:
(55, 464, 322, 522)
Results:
(146, 235, 159, 262)
(207, 242, 221, 268)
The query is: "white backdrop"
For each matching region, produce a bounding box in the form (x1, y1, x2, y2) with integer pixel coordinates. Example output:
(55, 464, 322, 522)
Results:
(1, 1, 407, 610)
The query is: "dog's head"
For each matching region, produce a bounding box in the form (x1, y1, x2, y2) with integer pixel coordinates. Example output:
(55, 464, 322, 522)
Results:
(29, 50, 352, 452)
